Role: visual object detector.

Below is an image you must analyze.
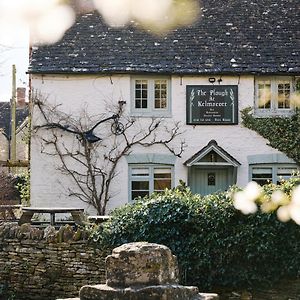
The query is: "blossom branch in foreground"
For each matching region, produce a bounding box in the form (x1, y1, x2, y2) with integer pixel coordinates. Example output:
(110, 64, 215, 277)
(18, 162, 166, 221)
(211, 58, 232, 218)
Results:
(233, 177, 300, 224)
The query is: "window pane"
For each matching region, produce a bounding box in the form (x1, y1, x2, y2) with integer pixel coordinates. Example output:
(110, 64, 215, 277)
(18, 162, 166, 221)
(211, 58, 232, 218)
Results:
(132, 168, 149, 176)
(142, 100, 148, 108)
(135, 100, 141, 108)
(258, 81, 271, 109)
(277, 82, 290, 109)
(135, 90, 141, 98)
(135, 80, 148, 109)
(131, 179, 149, 200)
(155, 89, 160, 98)
(154, 168, 171, 191)
(142, 90, 148, 99)
(132, 181, 149, 190)
(132, 191, 149, 199)
(154, 168, 171, 175)
(208, 173, 216, 186)
(277, 167, 298, 183)
(154, 179, 171, 190)
(252, 167, 272, 185)
(154, 173, 171, 179)
(154, 80, 167, 109)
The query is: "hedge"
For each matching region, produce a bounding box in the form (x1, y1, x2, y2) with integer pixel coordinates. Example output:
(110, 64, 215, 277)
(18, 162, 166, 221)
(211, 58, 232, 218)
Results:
(90, 179, 300, 291)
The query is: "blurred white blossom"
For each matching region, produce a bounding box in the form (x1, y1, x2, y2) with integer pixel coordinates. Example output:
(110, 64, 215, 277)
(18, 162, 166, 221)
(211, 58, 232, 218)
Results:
(276, 205, 290, 222)
(292, 185, 300, 204)
(286, 185, 300, 224)
(243, 181, 262, 202)
(270, 186, 300, 223)
(0, 0, 200, 46)
(291, 92, 300, 108)
(233, 181, 262, 214)
(0, 0, 75, 45)
(93, 0, 200, 32)
(271, 190, 287, 205)
(233, 191, 258, 214)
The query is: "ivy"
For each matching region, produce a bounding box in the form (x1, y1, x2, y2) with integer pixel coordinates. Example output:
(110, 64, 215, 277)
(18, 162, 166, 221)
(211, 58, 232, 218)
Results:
(241, 108, 300, 165)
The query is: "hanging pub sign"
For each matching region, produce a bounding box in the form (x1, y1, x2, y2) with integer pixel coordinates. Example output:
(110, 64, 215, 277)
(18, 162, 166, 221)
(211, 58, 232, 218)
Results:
(186, 85, 238, 125)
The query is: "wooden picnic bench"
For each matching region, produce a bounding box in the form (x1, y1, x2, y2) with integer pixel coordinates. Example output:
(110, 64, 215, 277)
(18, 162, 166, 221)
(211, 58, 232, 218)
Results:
(87, 215, 111, 224)
(18, 207, 85, 226)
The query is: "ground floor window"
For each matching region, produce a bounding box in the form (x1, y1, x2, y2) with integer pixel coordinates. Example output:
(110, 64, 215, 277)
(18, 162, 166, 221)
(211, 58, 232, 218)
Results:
(250, 164, 298, 185)
(129, 165, 173, 201)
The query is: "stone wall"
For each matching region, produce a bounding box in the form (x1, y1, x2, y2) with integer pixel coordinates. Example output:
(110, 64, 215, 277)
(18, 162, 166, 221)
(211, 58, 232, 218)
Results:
(0, 223, 106, 300)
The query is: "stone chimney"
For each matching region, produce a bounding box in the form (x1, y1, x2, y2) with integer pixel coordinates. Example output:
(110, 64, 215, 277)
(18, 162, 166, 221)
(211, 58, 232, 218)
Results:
(16, 87, 26, 107)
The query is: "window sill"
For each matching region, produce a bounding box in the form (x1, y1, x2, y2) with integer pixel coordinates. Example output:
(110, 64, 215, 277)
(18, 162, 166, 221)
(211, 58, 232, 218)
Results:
(253, 109, 295, 118)
(130, 111, 172, 118)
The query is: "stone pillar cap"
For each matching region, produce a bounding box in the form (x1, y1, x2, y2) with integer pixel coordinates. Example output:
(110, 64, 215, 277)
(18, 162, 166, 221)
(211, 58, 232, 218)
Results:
(106, 242, 179, 288)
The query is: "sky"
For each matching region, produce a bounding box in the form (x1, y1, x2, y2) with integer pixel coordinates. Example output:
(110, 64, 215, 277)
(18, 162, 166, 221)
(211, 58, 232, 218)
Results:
(0, 29, 29, 102)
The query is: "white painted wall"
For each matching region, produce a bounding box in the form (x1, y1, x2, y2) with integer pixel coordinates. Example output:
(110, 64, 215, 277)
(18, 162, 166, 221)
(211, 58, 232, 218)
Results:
(30, 74, 287, 213)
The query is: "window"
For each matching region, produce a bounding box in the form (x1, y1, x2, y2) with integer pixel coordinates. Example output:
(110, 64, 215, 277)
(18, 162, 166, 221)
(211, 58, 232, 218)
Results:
(207, 173, 216, 186)
(129, 165, 173, 201)
(255, 76, 299, 115)
(250, 164, 298, 185)
(251, 167, 273, 185)
(131, 77, 171, 116)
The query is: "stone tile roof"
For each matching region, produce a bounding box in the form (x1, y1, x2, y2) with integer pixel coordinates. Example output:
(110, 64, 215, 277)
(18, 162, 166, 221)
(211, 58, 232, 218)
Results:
(29, 0, 300, 75)
(0, 102, 29, 138)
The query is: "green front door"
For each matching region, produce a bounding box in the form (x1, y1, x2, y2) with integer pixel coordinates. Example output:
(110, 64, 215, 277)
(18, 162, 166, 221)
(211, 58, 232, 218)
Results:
(190, 167, 230, 195)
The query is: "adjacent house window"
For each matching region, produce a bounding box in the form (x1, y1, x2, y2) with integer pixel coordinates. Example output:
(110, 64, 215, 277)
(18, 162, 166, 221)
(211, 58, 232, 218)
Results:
(255, 76, 298, 114)
(129, 165, 173, 201)
(250, 164, 298, 185)
(131, 77, 171, 116)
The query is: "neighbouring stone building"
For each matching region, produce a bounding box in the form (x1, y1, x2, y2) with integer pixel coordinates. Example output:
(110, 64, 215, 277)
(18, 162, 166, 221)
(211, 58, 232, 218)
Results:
(0, 87, 29, 173)
(28, 0, 300, 214)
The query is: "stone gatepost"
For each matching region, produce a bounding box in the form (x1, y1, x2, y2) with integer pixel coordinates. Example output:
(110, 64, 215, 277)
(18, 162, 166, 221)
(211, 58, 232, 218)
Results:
(75, 242, 219, 300)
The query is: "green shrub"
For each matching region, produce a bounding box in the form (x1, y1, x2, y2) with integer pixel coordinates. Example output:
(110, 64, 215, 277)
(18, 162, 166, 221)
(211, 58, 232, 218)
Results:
(90, 180, 300, 291)
(15, 172, 30, 206)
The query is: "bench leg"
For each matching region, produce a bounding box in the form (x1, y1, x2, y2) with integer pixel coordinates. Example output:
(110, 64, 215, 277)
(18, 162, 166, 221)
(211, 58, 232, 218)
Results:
(71, 211, 85, 226)
(18, 211, 34, 225)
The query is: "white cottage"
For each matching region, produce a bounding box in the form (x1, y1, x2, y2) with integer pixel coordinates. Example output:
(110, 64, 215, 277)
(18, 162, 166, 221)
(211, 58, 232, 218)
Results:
(29, 0, 300, 214)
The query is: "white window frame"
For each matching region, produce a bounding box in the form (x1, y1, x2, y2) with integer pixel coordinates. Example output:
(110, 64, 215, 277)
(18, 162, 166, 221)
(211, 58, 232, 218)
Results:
(129, 164, 174, 201)
(131, 76, 171, 117)
(249, 163, 299, 185)
(254, 76, 297, 116)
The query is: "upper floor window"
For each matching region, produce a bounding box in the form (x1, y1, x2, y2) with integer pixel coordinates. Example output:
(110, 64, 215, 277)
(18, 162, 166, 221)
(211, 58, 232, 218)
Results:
(255, 76, 299, 115)
(131, 77, 171, 116)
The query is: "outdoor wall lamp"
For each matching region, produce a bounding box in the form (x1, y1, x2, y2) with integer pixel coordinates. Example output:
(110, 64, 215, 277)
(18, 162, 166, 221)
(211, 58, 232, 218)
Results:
(208, 77, 216, 84)
(35, 113, 125, 144)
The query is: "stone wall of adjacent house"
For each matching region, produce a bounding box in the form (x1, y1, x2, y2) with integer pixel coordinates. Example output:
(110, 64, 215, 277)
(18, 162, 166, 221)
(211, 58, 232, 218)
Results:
(0, 223, 106, 300)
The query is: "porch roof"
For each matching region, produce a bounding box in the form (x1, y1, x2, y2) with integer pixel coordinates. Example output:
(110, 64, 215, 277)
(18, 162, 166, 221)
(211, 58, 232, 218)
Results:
(184, 140, 241, 167)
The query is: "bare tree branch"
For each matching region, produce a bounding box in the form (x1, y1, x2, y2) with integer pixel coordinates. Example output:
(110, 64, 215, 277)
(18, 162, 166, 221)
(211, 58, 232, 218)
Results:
(33, 97, 185, 214)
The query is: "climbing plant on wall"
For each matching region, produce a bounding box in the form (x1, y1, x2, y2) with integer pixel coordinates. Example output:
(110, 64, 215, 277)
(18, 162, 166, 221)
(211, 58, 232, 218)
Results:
(241, 108, 300, 165)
